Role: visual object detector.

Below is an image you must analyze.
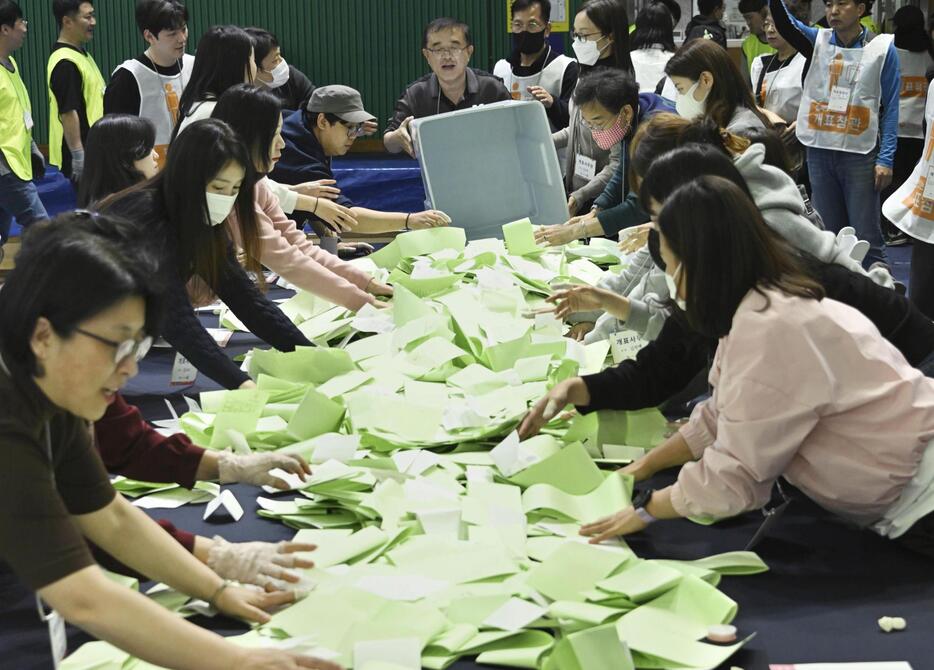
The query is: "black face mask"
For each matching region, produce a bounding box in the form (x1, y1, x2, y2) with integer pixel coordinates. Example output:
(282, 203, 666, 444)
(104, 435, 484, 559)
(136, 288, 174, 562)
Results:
(648, 227, 665, 271)
(514, 30, 546, 55)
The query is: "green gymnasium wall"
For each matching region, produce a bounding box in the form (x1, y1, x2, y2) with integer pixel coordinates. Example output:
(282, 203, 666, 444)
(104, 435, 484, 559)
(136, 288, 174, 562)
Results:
(14, 0, 585, 147)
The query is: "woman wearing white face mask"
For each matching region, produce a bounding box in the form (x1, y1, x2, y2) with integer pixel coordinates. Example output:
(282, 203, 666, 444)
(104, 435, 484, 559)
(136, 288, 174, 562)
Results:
(245, 27, 316, 113)
(100, 119, 312, 391)
(214, 84, 393, 311)
(523, 177, 934, 560)
(554, 0, 634, 216)
(665, 38, 770, 133)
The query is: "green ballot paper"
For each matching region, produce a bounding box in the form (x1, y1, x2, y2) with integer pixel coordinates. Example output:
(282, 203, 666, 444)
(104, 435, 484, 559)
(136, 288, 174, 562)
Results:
(542, 624, 634, 670)
(502, 218, 541, 256)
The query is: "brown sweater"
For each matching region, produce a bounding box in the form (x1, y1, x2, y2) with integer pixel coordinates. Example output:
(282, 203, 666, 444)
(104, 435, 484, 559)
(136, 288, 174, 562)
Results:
(0, 362, 115, 589)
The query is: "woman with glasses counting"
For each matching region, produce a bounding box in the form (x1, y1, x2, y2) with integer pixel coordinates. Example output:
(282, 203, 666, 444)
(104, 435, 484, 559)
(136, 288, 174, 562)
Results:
(553, 0, 633, 217)
(521, 176, 934, 558)
(0, 212, 341, 669)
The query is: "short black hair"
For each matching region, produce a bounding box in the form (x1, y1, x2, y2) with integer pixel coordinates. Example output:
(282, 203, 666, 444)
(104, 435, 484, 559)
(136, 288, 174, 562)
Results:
(303, 110, 343, 130)
(0, 0, 23, 30)
(698, 0, 724, 16)
(244, 27, 280, 68)
(52, 0, 91, 29)
(738, 0, 767, 13)
(572, 68, 640, 115)
(511, 0, 552, 20)
(135, 0, 186, 37)
(422, 17, 472, 48)
(0, 211, 165, 380)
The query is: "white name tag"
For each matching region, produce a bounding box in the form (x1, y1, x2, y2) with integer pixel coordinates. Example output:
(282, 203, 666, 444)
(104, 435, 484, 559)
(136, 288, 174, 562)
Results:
(828, 85, 852, 113)
(575, 153, 597, 181)
(609, 329, 646, 365)
(924, 166, 934, 202)
(170, 353, 198, 386)
(24, 109, 34, 131)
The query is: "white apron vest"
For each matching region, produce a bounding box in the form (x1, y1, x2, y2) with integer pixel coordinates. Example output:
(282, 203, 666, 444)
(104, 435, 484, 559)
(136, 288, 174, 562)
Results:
(895, 48, 933, 140)
(796, 30, 893, 155)
(113, 54, 194, 166)
(751, 52, 806, 124)
(493, 50, 574, 105)
(882, 86, 934, 242)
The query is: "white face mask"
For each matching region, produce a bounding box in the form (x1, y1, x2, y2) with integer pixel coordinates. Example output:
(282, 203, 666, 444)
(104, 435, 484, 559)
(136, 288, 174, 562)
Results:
(573, 35, 607, 66)
(675, 80, 707, 120)
(205, 191, 237, 226)
(664, 263, 687, 310)
(262, 58, 290, 89)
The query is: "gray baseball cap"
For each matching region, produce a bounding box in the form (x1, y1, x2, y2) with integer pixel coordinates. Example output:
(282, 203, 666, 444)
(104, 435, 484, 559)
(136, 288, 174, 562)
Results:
(306, 85, 376, 123)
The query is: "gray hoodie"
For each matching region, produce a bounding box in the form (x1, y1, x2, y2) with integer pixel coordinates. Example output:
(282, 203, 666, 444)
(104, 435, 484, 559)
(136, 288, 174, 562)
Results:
(736, 143, 894, 288)
(582, 142, 894, 344)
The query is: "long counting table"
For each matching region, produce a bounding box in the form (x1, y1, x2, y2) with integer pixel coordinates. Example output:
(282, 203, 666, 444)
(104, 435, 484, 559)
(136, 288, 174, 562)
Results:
(2, 292, 933, 670)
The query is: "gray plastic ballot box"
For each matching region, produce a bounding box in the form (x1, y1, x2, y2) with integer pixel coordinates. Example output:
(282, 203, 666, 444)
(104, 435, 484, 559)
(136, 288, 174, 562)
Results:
(412, 100, 570, 241)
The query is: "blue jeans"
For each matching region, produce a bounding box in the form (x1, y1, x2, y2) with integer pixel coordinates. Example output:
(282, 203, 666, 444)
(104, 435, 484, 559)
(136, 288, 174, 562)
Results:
(806, 146, 888, 269)
(0, 172, 48, 245)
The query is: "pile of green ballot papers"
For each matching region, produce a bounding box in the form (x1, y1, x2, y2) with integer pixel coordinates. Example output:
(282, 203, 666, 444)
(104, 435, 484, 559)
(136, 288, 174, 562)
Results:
(63, 221, 769, 670)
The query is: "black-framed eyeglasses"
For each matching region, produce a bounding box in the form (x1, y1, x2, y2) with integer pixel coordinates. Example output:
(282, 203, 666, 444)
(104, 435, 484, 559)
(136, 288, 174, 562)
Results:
(511, 19, 546, 32)
(337, 120, 366, 139)
(572, 31, 603, 42)
(74, 328, 153, 365)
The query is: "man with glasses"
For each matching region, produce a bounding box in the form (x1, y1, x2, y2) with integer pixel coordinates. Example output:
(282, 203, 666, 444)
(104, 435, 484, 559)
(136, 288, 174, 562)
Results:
(47, 0, 104, 185)
(273, 85, 450, 232)
(384, 17, 510, 157)
(493, 0, 578, 133)
(0, 0, 49, 265)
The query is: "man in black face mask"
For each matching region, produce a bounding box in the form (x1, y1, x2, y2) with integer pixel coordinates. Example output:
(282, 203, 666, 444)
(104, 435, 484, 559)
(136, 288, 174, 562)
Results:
(493, 0, 579, 132)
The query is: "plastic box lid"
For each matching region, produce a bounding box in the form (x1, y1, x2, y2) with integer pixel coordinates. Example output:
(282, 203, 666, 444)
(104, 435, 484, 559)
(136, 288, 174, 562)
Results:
(412, 100, 569, 241)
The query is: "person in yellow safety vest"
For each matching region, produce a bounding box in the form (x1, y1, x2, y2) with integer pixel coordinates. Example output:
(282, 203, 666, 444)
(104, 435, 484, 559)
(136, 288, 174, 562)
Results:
(739, 0, 776, 84)
(47, 0, 104, 184)
(0, 0, 48, 264)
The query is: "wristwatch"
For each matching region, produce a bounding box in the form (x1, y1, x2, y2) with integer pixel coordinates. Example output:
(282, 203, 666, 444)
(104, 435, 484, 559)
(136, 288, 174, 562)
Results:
(631, 488, 657, 526)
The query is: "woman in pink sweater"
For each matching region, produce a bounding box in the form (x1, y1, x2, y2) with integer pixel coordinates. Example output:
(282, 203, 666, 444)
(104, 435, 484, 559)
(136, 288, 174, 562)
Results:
(530, 176, 934, 556)
(215, 84, 393, 311)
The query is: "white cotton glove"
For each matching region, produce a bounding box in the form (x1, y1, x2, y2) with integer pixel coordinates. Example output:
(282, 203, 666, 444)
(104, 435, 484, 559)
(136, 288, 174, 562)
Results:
(205, 536, 316, 592)
(217, 450, 311, 488)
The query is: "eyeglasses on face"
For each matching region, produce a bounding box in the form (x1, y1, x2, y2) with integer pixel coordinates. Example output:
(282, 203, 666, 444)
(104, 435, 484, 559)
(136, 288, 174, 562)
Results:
(512, 19, 546, 32)
(337, 120, 366, 138)
(425, 46, 467, 58)
(74, 328, 153, 365)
